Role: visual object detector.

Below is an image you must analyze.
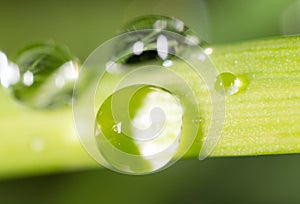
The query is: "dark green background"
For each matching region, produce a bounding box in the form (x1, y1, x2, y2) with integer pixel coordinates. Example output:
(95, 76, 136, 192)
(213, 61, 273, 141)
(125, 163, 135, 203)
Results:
(1, 0, 300, 203)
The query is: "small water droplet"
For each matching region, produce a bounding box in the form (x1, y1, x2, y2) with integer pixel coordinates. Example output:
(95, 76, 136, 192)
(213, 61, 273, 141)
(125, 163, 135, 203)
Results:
(112, 122, 122, 134)
(215, 72, 243, 96)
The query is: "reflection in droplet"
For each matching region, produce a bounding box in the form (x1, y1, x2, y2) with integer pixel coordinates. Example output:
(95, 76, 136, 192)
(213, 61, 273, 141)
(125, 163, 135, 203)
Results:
(133, 41, 144, 55)
(0, 61, 20, 88)
(23, 71, 34, 86)
(204, 47, 213, 55)
(215, 72, 243, 96)
(157, 35, 168, 60)
(162, 60, 173, 67)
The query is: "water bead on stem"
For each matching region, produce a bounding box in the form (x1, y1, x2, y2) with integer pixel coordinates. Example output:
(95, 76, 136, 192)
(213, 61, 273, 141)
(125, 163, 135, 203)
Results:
(8, 42, 79, 109)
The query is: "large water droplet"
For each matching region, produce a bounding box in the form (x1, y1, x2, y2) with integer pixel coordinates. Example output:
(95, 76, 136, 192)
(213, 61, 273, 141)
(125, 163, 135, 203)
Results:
(214, 72, 244, 96)
(9, 42, 78, 109)
(94, 85, 183, 174)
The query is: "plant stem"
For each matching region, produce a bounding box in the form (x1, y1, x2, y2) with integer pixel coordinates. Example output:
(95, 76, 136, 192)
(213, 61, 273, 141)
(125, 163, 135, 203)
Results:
(0, 36, 299, 179)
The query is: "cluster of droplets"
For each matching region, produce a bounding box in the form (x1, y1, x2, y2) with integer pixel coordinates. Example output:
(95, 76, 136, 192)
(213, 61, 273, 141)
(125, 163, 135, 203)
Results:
(71, 15, 251, 175)
(72, 16, 221, 175)
(0, 15, 248, 175)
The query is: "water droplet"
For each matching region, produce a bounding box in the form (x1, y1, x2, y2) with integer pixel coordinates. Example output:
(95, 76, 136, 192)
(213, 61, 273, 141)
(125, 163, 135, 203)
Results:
(116, 15, 205, 65)
(112, 122, 122, 134)
(10, 42, 78, 109)
(215, 72, 243, 95)
(94, 85, 183, 174)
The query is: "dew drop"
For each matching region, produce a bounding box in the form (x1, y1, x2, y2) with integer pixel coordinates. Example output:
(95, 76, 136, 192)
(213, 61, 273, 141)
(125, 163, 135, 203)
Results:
(10, 42, 79, 109)
(215, 72, 243, 96)
(116, 15, 205, 65)
(94, 85, 183, 174)
(112, 122, 122, 134)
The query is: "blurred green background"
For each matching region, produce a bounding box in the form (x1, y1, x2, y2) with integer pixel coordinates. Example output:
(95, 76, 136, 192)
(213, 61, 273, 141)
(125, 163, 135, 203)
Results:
(1, 0, 300, 203)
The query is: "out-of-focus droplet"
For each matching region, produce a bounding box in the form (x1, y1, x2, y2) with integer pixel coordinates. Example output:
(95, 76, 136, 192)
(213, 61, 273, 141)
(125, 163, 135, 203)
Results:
(10, 42, 79, 109)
